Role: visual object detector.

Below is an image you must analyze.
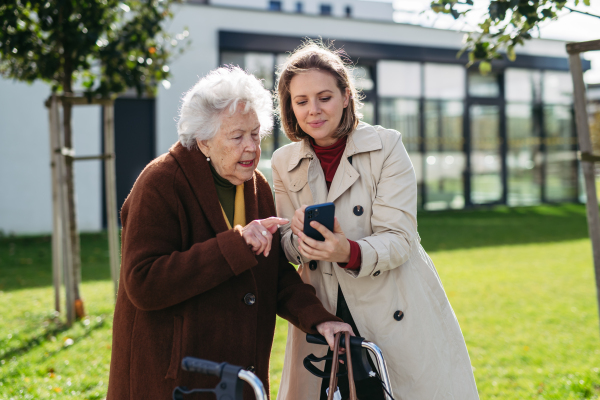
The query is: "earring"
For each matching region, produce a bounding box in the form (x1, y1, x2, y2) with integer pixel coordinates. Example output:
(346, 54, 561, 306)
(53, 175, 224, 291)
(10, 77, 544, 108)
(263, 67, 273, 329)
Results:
(206, 157, 210, 162)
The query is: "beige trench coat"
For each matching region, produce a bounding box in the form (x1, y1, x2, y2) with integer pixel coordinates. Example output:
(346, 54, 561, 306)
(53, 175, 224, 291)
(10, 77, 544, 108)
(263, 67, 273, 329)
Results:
(271, 122, 479, 400)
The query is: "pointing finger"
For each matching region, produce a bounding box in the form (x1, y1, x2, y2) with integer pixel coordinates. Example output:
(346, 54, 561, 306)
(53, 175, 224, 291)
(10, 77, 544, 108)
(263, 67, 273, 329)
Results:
(260, 217, 289, 230)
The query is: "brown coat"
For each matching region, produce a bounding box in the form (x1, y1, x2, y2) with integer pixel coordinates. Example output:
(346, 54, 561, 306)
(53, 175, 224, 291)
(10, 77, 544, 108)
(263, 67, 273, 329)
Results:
(107, 142, 340, 400)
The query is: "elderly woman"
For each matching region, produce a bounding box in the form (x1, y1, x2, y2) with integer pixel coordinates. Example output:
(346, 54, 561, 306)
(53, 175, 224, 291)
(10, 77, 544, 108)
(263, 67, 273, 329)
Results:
(272, 43, 479, 399)
(107, 66, 351, 400)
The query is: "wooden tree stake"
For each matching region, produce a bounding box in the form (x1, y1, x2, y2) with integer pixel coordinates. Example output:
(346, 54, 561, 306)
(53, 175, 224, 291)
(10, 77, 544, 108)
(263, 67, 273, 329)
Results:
(103, 104, 121, 296)
(568, 43, 600, 335)
(48, 96, 63, 314)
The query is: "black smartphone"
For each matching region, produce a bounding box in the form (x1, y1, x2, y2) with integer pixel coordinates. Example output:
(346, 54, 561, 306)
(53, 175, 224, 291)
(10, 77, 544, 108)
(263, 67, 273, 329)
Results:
(303, 202, 335, 241)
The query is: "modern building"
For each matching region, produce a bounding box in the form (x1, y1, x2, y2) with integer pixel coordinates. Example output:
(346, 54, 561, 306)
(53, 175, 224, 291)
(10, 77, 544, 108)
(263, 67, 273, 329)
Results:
(205, 0, 393, 20)
(0, 1, 591, 234)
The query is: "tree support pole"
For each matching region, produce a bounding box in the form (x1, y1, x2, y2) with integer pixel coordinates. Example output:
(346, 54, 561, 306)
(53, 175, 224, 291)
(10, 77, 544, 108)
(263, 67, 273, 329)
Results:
(103, 104, 121, 297)
(46, 95, 121, 324)
(53, 99, 76, 327)
(48, 96, 63, 314)
(568, 48, 600, 335)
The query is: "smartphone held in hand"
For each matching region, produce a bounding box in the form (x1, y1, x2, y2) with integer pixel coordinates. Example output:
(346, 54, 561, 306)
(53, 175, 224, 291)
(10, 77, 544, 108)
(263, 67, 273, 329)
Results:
(304, 202, 335, 241)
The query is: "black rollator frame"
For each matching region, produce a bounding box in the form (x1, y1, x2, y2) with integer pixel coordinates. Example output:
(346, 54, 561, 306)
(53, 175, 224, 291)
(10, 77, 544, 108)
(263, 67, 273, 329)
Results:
(303, 334, 395, 400)
(172, 357, 268, 400)
(172, 334, 393, 400)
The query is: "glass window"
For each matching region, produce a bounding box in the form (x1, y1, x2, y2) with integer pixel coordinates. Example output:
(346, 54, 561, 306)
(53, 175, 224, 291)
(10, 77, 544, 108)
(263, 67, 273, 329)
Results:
(345, 6, 352, 17)
(320, 4, 332, 15)
(507, 104, 541, 205)
(544, 105, 577, 201)
(269, 1, 282, 11)
(505, 68, 542, 103)
(296, 2, 303, 13)
(424, 63, 465, 99)
(379, 98, 422, 206)
(468, 71, 500, 98)
(351, 65, 374, 91)
(424, 100, 465, 210)
(470, 104, 502, 204)
(377, 61, 421, 98)
(276, 53, 289, 70)
(221, 52, 275, 89)
(544, 71, 573, 105)
(361, 101, 374, 125)
(221, 52, 245, 69)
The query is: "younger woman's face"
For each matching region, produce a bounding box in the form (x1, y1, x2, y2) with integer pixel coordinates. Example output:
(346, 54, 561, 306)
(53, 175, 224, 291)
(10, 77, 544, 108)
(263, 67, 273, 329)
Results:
(289, 69, 350, 147)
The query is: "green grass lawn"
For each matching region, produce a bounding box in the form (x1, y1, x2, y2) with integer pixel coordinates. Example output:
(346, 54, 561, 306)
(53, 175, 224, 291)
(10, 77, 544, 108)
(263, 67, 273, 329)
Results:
(1, 204, 600, 399)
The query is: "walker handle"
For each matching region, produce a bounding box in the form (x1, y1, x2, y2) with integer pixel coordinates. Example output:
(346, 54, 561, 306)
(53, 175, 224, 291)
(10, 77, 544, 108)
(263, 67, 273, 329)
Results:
(306, 333, 364, 348)
(181, 357, 225, 377)
(306, 333, 329, 346)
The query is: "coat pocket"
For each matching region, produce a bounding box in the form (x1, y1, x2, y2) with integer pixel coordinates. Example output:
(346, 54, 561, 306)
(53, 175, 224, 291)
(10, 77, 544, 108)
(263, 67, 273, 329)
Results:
(165, 315, 183, 380)
(289, 176, 308, 192)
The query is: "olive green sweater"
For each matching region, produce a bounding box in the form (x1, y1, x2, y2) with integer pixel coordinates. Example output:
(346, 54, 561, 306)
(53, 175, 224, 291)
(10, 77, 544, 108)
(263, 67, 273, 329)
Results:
(210, 163, 236, 226)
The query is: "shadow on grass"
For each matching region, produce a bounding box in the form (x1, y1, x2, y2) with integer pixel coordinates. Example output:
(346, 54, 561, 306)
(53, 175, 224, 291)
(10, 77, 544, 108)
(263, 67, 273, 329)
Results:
(418, 203, 590, 252)
(0, 318, 107, 380)
(0, 232, 112, 292)
(0, 321, 70, 361)
(0, 204, 592, 290)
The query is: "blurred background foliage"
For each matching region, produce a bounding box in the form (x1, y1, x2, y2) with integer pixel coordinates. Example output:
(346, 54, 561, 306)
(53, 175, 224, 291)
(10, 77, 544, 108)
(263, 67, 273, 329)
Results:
(0, 0, 189, 97)
(430, 0, 597, 74)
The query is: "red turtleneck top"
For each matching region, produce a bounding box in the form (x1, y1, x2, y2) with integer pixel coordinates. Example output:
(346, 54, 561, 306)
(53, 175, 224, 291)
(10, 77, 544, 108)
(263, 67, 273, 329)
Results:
(310, 137, 361, 270)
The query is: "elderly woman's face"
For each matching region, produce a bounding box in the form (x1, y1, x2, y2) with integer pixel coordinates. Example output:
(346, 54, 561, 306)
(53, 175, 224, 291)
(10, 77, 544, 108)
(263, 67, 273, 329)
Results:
(198, 106, 261, 185)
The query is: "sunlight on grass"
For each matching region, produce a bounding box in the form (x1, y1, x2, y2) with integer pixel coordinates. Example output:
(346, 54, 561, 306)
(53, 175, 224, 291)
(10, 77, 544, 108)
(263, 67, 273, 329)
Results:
(0, 282, 114, 399)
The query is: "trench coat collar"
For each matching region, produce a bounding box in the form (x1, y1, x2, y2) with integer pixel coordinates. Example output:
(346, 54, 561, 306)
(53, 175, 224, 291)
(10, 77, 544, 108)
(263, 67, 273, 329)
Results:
(286, 122, 383, 172)
(169, 142, 258, 233)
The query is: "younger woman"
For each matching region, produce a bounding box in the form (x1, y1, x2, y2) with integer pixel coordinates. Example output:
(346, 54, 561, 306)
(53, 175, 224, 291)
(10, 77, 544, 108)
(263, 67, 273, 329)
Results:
(271, 43, 479, 400)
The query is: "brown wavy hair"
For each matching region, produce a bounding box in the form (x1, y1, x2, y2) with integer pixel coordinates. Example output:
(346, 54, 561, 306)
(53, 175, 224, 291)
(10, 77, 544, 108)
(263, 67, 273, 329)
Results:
(275, 41, 362, 142)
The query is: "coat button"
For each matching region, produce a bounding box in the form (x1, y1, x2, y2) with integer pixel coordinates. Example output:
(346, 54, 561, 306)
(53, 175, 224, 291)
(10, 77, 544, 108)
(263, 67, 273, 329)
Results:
(309, 260, 317, 270)
(243, 293, 256, 306)
(246, 365, 255, 373)
(373, 270, 381, 276)
(353, 205, 364, 216)
(394, 310, 404, 321)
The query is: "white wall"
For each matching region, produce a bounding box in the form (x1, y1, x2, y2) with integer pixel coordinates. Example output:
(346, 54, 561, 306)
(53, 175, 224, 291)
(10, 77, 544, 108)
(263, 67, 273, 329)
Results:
(210, 0, 394, 21)
(0, 79, 102, 235)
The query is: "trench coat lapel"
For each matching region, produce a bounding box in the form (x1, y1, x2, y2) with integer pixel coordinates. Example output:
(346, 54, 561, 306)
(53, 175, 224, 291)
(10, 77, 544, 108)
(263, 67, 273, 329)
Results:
(288, 139, 328, 205)
(287, 124, 384, 205)
(326, 123, 382, 203)
(169, 142, 258, 233)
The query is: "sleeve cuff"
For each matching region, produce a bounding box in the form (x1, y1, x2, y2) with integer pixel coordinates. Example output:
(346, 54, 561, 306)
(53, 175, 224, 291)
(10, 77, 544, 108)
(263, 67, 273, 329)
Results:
(297, 303, 343, 334)
(216, 226, 258, 276)
(337, 240, 361, 270)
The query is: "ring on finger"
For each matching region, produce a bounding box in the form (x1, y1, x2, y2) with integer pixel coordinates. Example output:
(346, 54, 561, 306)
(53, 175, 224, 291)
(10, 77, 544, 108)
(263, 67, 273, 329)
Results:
(261, 231, 268, 236)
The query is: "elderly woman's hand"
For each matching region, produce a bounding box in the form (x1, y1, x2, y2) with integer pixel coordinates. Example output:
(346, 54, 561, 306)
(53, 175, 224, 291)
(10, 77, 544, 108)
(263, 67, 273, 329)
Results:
(316, 321, 355, 352)
(242, 217, 289, 257)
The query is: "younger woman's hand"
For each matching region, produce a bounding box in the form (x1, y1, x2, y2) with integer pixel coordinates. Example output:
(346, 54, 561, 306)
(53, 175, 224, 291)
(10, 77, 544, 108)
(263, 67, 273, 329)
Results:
(291, 205, 307, 237)
(241, 217, 289, 257)
(297, 217, 351, 263)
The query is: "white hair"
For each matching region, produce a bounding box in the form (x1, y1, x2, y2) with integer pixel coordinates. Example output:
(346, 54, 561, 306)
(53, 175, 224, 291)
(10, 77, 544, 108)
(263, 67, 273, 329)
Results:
(177, 66, 274, 149)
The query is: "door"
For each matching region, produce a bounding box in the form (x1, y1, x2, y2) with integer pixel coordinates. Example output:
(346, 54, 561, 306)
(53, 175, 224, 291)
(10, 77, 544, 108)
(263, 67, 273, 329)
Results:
(102, 97, 156, 227)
